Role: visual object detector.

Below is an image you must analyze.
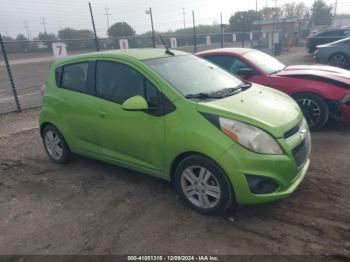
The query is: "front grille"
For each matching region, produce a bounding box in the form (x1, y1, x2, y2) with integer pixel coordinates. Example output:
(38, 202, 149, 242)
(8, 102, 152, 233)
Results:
(284, 120, 303, 139)
(292, 132, 311, 168)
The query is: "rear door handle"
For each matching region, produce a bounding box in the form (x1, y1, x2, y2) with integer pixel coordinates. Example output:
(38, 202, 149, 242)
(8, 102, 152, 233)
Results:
(97, 110, 107, 117)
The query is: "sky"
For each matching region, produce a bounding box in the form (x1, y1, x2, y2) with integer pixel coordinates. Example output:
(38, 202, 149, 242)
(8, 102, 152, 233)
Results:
(0, 0, 349, 39)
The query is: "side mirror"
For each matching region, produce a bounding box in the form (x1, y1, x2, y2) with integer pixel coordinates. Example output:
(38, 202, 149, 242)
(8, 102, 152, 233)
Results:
(122, 95, 149, 111)
(237, 68, 255, 77)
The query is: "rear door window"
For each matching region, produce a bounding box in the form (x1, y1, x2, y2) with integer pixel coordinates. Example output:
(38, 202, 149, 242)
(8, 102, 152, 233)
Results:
(61, 62, 89, 93)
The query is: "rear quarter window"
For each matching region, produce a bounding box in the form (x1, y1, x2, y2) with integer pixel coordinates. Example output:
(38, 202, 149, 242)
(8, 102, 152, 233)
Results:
(55, 67, 62, 86)
(59, 62, 89, 94)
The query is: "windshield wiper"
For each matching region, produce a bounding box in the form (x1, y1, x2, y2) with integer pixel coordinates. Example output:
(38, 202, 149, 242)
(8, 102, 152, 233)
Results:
(209, 86, 246, 98)
(185, 92, 221, 100)
(185, 85, 249, 100)
(236, 82, 252, 90)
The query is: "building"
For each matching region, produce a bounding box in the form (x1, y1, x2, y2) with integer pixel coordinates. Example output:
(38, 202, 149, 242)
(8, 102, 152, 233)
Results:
(332, 14, 350, 27)
(253, 18, 309, 49)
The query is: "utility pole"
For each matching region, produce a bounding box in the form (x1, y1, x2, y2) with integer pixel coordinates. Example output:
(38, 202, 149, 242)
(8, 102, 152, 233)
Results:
(89, 2, 100, 51)
(24, 22, 31, 40)
(334, 0, 338, 16)
(256, 0, 258, 13)
(40, 17, 47, 34)
(272, 0, 278, 52)
(104, 7, 111, 35)
(220, 12, 224, 48)
(192, 10, 197, 53)
(182, 7, 186, 30)
(146, 8, 155, 48)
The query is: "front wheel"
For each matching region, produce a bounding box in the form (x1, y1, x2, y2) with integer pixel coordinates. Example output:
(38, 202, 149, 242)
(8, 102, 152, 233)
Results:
(174, 155, 234, 215)
(328, 53, 348, 68)
(294, 93, 329, 131)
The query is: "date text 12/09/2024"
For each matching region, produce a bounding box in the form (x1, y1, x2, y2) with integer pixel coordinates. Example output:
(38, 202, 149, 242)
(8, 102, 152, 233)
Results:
(127, 255, 219, 261)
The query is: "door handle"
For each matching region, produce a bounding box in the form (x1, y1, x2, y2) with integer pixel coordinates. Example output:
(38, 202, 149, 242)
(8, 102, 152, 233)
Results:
(97, 110, 107, 117)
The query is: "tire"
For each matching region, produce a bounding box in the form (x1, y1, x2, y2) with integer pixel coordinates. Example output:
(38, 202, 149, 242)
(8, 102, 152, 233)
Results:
(42, 125, 72, 164)
(328, 53, 348, 68)
(174, 155, 234, 215)
(293, 93, 329, 132)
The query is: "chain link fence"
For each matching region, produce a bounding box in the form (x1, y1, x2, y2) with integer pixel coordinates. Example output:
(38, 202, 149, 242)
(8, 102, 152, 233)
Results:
(0, 30, 290, 114)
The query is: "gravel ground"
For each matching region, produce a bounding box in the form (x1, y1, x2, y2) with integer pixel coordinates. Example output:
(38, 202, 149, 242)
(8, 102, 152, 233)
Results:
(0, 108, 349, 256)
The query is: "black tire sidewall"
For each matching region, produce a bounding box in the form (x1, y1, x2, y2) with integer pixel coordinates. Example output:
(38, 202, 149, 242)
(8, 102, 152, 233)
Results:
(42, 125, 72, 164)
(329, 53, 348, 68)
(294, 93, 329, 131)
(174, 155, 234, 215)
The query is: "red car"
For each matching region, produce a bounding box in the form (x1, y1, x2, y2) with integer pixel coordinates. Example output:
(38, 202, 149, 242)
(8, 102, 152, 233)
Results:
(197, 48, 350, 131)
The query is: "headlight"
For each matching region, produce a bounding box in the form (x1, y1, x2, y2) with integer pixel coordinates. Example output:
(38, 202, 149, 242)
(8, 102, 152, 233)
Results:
(219, 117, 283, 154)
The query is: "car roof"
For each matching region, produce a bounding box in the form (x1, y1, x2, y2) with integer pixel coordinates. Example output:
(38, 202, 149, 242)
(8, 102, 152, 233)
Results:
(54, 48, 188, 65)
(196, 48, 255, 56)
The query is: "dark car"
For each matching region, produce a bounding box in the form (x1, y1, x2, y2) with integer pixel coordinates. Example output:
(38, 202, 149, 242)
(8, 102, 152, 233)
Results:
(306, 27, 350, 53)
(315, 37, 350, 68)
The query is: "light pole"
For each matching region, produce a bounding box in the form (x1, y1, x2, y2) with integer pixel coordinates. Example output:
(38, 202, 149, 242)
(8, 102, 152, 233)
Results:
(146, 8, 156, 48)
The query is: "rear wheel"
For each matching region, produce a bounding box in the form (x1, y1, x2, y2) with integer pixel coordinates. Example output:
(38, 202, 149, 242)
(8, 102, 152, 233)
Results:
(328, 53, 348, 68)
(174, 155, 234, 215)
(294, 93, 329, 131)
(42, 125, 72, 164)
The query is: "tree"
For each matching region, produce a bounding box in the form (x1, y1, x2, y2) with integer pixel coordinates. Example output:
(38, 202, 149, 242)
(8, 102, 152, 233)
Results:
(259, 7, 283, 20)
(229, 10, 260, 32)
(311, 0, 333, 26)
(15, 34, 29, 52)
(1, 35, 14, 42)
(58, 28, 94, 39)
(283, 2, 309, 19)
(37, 32, 57, 41)
(57, 28, 95, 49)
(108, 22, 135, 37)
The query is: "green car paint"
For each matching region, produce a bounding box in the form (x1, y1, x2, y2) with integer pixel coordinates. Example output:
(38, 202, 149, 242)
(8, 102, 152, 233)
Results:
(40, 48, 310, 206)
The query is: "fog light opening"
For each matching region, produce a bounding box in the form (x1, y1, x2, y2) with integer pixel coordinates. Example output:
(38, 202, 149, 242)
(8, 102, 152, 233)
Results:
(246, 175, 279, 194)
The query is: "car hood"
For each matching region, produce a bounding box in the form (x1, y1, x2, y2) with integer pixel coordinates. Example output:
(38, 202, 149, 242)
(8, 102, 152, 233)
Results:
(276, 65, 350, 89)
(196, 84, 302, 138)
(316, 43, 333, 48)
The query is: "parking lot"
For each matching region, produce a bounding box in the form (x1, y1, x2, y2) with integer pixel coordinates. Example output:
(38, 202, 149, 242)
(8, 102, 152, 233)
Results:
(0, 49, 349, 256)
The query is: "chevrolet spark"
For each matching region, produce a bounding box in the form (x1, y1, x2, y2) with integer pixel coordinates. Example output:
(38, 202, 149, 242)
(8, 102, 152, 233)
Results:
(40, 49, 311, 215)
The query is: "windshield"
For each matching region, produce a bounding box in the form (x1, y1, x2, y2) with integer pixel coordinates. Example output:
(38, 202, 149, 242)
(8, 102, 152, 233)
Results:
(243, 50, 285, 75)
(144, 55, 245, 98)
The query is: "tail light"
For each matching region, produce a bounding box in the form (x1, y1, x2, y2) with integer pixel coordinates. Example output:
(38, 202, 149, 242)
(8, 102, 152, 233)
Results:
(40, 83, 46, 96)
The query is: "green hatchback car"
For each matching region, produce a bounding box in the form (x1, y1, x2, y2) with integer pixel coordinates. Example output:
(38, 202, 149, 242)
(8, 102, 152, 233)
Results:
(40, 48, 311, 214)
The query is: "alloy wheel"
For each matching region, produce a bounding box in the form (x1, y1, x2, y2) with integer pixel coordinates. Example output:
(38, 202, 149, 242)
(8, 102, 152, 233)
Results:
(329, 54, 347, 68)
(296, 98, 321, 128)
(181, 166, 221, 209)
(44, 130, 63, 160)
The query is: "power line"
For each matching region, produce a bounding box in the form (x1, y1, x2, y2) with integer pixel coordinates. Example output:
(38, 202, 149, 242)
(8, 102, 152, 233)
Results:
(40, 17, 47, 33)
(334, 0, 338, 16)
(104, 7, 111, 34)
(24, 22, 31, 40)
(182, 7, 186, 30)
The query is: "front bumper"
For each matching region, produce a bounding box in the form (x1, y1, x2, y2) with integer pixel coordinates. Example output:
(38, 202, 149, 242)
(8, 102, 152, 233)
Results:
(217, 129, 310, 205)
(341, 104, 350, 125)
(314, 50, 328, 64)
